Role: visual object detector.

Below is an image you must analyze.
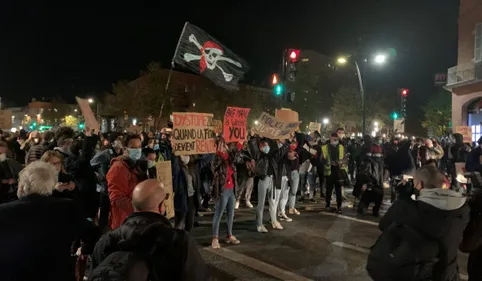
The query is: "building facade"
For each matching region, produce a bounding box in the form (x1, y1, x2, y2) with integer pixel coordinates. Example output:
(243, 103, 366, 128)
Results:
(447, 0, 482, 141)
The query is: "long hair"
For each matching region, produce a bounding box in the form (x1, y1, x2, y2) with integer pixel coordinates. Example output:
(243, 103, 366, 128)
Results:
(40, 150, 67, 174)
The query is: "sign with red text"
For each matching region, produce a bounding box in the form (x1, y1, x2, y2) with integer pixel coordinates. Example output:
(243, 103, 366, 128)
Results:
(223, 106, 250, 142)
(172, 112, 217, 156)
(252, 111, 301, 139)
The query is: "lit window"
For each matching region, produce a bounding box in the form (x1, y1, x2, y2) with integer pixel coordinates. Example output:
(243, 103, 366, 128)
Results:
(472, 125, 481, 142)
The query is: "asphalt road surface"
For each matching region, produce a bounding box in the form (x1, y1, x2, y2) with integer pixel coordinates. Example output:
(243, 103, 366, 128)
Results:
(192, 189, 470, 281)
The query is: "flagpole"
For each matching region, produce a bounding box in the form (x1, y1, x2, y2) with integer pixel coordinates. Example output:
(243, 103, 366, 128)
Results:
(159, 22, 189, 123)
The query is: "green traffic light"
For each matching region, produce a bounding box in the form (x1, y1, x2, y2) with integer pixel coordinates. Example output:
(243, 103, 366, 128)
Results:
(274, 84, 283, 96)
(79, 123, 85, 129)
(391, 112, 399, 119)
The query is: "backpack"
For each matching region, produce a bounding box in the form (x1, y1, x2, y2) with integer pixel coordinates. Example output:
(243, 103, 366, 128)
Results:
(366, 223, 440, 281)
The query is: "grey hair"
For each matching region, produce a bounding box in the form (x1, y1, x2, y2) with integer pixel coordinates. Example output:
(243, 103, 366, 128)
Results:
(17, 161, 58, 198)
(415, 165, 445, 190)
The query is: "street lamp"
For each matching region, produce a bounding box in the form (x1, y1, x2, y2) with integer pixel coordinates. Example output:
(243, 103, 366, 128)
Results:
(254, 120, 259, 125)
(337, 53, 388, 136)
(88, 98, 94, 104)
(373, 121, 379, 127)
(322, 118, 329, 125)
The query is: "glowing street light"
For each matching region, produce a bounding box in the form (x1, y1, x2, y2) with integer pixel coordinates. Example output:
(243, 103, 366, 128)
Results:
(337, 57, 347, 64)
(373, 121, 379, 127)
(254, 120, 259, 125)
(322, 118, 330, 125)
(374, 54, 387, 64)
(88, 98, 94, 104)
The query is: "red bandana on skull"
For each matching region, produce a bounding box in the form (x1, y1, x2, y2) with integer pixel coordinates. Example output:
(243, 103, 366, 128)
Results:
(200, 41, 223, 73)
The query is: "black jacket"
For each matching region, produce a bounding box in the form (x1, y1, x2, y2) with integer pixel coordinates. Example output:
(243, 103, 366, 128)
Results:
(0, 195, 87, 281)
(249, 137, 289, 190)
(460, 190, 482, 280)
(91, 212, 208, 281)
(380, 198, 469, 281)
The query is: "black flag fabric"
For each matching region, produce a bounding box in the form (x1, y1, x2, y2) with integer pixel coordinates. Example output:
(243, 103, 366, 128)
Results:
(173, 22, 249, 91)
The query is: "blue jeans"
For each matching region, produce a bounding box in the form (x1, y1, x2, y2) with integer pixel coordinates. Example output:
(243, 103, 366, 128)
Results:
(212, 188, 235, 237)
(288, 170, 300, 209)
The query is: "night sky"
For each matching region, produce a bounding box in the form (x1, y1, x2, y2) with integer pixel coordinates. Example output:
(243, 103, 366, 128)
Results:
(1, 0, 459, 126)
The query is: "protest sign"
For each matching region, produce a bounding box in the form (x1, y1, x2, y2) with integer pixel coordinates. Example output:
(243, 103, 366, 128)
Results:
(75, 97, 100, 131)
(156, 161, 174, 219)
(212, 120, 223, 134)
(172, 112, 217, 156)
(0, 110, 12, 129)
(252, 111, 301, 139)
(455, 126, 472, 143)
(309, 122, 321, 132)
(223, 106, 250, 142)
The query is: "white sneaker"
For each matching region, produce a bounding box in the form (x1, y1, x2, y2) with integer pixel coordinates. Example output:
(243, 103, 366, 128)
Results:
(235, 201, 240, 210)
(272, 221, 284, 230)
(288, 208, 301, 215)
(280, 213, 292, 222)
(246, 201, 254, 208)
(257, 225, 268, 233)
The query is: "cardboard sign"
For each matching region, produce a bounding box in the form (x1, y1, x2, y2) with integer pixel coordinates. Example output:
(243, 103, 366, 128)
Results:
(0, 110, 12, 129)
(223, 106, 250, 142)
(156, 161, 174, 219)
(252, 111, 301, 139)
(276, 108, 299, 123)
(212, 120, 223, 134)
(309, 122, 321, 132)
(455, 126, 472, 143)
(172, 112, 216, 156)
(75, 97, 100, 131)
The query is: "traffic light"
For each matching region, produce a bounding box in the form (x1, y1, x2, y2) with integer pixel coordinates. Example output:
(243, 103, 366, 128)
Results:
(271, 74, 278, 85)
(398, 88, 409, 118)
(274, 84, 283, 96)
(79, 122, 85, 129)
(391, 112, 399, 120)
(286, 49, 300, 82)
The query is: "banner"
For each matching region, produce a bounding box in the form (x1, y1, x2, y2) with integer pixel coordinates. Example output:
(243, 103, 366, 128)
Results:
(172, 112, 217, 156)
(212, 120, 223, 134)
(308, 122, 321, 132)
(223, 106, 250, 142)
(156, 161, 174, 219)
(75, 97, 100, 131)
(455, 126, 472, 143)
(252, 111, 301, 139)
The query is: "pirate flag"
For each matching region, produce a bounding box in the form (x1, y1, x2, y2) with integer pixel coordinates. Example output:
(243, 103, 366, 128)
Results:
(173, 22, 249, 91)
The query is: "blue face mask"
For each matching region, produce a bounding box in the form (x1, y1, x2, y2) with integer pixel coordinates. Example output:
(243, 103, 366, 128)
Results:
(262, 145, 270, 154)
(128, 148, 142, 161)
(153, 144, 160, 150)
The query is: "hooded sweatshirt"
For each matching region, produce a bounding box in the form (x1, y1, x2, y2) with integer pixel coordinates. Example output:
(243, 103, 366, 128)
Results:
(417, 188, 466, 211)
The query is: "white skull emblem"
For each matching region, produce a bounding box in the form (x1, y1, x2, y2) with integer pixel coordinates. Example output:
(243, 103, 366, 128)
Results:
(203, 48, 223, 70)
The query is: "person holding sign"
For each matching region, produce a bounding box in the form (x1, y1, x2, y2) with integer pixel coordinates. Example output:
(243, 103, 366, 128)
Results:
(210, 138, 241, 249)
(249, 137, 290, 233)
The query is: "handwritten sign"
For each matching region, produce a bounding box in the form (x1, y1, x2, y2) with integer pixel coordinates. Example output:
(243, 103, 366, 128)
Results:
(156, 161, 174, 219)
(75, 97, 100, 131)
(309, 122, 321, 132)
(212, 120, 223, 134)
(172, 112, 216, 156)
(223, 106, 250, 142)
(252, 111, 301, 139)
(455, 126, 472, 144)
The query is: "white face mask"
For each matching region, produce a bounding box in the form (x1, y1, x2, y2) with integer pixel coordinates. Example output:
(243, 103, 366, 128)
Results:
(147, 160, 155, 169)
(181, 156, 190, 165)
(331, 140, 339, 146)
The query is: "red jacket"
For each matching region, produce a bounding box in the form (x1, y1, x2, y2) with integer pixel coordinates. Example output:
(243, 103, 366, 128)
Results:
(106, 157, 142, 229)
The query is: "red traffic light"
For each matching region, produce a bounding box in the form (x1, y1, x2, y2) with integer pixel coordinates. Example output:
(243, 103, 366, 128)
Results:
(271, 74, 278, 85)
(288, 49, 300, 62)
(401, 88, 408, 96)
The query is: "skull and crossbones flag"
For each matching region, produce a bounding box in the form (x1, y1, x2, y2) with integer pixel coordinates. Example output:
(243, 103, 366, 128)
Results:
(173, 22, 249, 91)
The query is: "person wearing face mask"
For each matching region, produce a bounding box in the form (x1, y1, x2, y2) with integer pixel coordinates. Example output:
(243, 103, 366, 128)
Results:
(321, 133, 348, 213)
(91, 134, 124, 231)
(25, 131, 48, 165)
(249, 137, 290, 232)
(368, 165, 469, 281)
(278, 140, 300, 220)
(107, 134, 148, 230)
